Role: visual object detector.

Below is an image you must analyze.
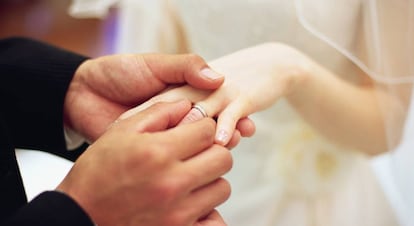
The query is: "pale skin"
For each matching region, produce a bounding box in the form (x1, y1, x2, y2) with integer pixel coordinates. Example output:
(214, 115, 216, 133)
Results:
(60, 53, 257, 226)
(124, 43, 409, 155)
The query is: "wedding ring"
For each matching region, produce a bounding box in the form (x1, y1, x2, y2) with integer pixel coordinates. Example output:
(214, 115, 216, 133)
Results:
(192, 104, 208, 118)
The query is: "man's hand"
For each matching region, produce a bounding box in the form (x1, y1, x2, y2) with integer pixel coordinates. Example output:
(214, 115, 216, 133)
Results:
(64, 54, 224, 142)
(57, 100, 232, 226)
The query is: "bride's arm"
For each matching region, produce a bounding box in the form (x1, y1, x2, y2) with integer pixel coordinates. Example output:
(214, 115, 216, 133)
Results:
(209, 43, 392, 154)
(121, 43, 399, 154)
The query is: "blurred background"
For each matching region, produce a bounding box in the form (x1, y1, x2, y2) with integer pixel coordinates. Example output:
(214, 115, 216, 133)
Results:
(2, 1, 413, 226)
(0, 0, 117, 57)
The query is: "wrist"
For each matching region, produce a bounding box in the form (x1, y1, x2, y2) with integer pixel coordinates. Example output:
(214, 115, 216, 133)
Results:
(283, 55, 313, 98)
(264, 42, 312, 97)
(285, 49, 316, 98)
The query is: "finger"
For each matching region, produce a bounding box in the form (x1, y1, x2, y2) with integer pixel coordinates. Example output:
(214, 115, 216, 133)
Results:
(119, 100, 191, 133)
(226, 130, 241, 150)
(178, 107, 205, 125)
(181, 144, 232, 190)
(178, 93, 225, 125)
(119, 86, 210, 121)
(183, 178, 231, 223)
(161, 118, 217, 160)
(195, 210, 227, 226)
(215, 100, 246, 145)
(142, 54, 225, 90)
(236, 117, 256, 137)
(180, 98, 252, 145)
(179, 103, 212, 125)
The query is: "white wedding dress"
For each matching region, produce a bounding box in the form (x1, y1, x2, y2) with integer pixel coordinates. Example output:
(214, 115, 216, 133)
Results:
(109, 1, 400, 225)
(64, 0, 414, 225)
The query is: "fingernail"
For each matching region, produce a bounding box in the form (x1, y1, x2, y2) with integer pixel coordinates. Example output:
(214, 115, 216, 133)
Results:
(216, 129, 229, 145)
(200, 68, 223, 80)
(179, 108, 204, 125)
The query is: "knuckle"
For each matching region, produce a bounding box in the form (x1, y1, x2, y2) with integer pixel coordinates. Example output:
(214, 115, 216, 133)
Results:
(163, 211, 189, 226)
(149, 94, 165, 104)
(186, 53, 204, 62)
(199, 119, 216, 139)
(186, 54, 207, 68)
(128, 136, 172, 169)
(151, 177, 182, 204)
(176, 172, 197, 191)
(213, 145, 233, 171)
(218, 178, 232, 200)
(149, 101, 168, 111)
(143, 144, 170, 166)
(208, 178, 232, 205)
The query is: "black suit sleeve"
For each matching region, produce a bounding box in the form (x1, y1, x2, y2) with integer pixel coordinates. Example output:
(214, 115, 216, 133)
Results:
(3, 192, 94, 226)
(0, 37, 93, 225)
(0, 37, 88, 160)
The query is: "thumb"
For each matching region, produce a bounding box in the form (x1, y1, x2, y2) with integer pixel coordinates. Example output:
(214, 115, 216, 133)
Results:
(142, 54, 225, 90)
(178, 106, 206, 125)
(120, 100, 192, 133)
(195, 210, 227, 226)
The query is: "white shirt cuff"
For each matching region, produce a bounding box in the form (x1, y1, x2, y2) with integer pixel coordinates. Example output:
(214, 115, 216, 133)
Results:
(64, 126, 85, 150)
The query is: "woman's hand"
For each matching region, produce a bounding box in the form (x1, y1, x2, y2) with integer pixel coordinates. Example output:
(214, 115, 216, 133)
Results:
(120, 43, 310, 146)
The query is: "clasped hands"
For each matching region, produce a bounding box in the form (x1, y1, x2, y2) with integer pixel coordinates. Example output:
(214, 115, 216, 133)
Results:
(58, 53, 255, 226)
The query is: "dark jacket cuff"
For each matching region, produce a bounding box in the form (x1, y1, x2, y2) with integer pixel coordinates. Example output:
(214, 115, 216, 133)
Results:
(4, 191, 94, 226)
(0, 37, 89, 160)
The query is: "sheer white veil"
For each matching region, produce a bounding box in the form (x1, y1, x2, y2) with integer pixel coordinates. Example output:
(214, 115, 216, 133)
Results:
(296, 0, 414, 83)
(295, 0, 414, 225)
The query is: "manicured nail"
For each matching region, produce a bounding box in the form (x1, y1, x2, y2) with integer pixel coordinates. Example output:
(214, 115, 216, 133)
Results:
(200, 68, 223, 80)
(216, 129, 229, 145)
(179, 108, 204, 125)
